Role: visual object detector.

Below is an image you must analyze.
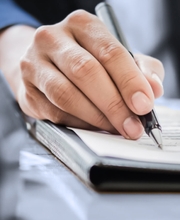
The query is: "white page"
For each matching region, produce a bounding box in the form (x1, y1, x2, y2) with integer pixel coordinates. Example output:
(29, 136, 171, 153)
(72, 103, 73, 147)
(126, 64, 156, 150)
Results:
(69, 106, 180, 165)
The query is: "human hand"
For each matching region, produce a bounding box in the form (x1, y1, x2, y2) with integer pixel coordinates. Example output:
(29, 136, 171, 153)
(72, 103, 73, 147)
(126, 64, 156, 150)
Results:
(18, 10, 164, 139)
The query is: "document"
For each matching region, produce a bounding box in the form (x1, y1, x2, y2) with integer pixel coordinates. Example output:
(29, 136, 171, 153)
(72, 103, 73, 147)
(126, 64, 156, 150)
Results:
(69, 106, 180, 165)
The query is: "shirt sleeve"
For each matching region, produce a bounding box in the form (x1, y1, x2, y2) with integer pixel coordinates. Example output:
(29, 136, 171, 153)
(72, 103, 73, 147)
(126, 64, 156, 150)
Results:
(0, 0, 41, 30)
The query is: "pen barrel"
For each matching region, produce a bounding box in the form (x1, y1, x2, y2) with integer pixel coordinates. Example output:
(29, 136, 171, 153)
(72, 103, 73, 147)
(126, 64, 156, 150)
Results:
(139, 110, 162, 135)
(95, 2, 130, 50)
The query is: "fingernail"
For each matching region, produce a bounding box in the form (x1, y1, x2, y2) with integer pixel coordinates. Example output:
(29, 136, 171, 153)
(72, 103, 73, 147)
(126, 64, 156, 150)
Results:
(132, 91, 152, 114)
(123, 116, 144, 139)
(152, 73, 163, 87)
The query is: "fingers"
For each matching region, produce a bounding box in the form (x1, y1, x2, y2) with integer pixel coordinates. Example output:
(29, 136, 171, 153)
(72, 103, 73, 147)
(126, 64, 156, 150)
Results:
(134, 54, 164, 98)
(64, 10, 154, 116)
(42, 30, 143, 138)
(18, 82, 103, 130)
(29, 11, 148, 138)
(20, 57, 115, 132)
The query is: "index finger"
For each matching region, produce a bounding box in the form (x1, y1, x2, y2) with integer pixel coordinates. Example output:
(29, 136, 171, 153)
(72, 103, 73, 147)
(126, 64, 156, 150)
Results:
(66, 10, 154, 115)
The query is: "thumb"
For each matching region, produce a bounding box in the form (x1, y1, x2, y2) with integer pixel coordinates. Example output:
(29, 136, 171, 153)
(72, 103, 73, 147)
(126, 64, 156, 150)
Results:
(134, 54, 164, 98)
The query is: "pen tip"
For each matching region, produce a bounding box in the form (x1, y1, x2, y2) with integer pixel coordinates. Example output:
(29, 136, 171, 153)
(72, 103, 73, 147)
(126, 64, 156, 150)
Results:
(149, 128, 163, 149)
(158, 144, 163, 149)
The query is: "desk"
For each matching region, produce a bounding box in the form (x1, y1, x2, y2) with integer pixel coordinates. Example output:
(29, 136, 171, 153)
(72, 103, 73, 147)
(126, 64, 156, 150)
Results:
(18, 138, 180, 220)
(1, 72, 180, 220)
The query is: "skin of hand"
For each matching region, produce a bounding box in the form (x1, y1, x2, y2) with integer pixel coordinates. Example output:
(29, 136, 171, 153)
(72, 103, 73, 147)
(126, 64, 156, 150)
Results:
(0, 10, 164, 140)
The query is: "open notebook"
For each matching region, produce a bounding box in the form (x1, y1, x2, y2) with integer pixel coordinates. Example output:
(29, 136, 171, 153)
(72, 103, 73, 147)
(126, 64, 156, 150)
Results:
(69, 105, 180, 164)
(27, 104, 180, 191)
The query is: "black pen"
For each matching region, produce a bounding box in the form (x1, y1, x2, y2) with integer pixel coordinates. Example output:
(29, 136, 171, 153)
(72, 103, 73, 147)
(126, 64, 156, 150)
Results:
(95, 2, 163, 149)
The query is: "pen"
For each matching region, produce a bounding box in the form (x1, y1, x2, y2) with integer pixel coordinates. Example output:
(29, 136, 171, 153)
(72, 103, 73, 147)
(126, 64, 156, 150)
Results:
(95, 2, 163, 149)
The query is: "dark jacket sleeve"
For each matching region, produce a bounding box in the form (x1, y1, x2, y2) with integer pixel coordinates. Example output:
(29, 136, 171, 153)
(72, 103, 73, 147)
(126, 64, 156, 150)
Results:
(0, 0, 41, 30)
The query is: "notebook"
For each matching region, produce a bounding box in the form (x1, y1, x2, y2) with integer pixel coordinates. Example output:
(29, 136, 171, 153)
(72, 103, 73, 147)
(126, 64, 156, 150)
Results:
(26, 103, 180, 191)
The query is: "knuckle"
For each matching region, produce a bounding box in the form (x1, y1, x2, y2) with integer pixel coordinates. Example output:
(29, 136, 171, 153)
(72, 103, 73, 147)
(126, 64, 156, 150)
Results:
(34, 25, 54, 45)
(70, 56, 96, 80)
(50, 82, 74, 110)
(98, 42, 123, 64)
(66, 10, 94, 26)
(106, 98, 124, 115)
(119, 72, 139, 91)
(20, 56, 34, 81)
(40, 75, 56, 94)
(20, 56, 29, 72)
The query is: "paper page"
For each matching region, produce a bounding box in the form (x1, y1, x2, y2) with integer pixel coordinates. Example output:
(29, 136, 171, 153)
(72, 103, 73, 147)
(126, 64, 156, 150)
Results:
(69, 106, 180, 164)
